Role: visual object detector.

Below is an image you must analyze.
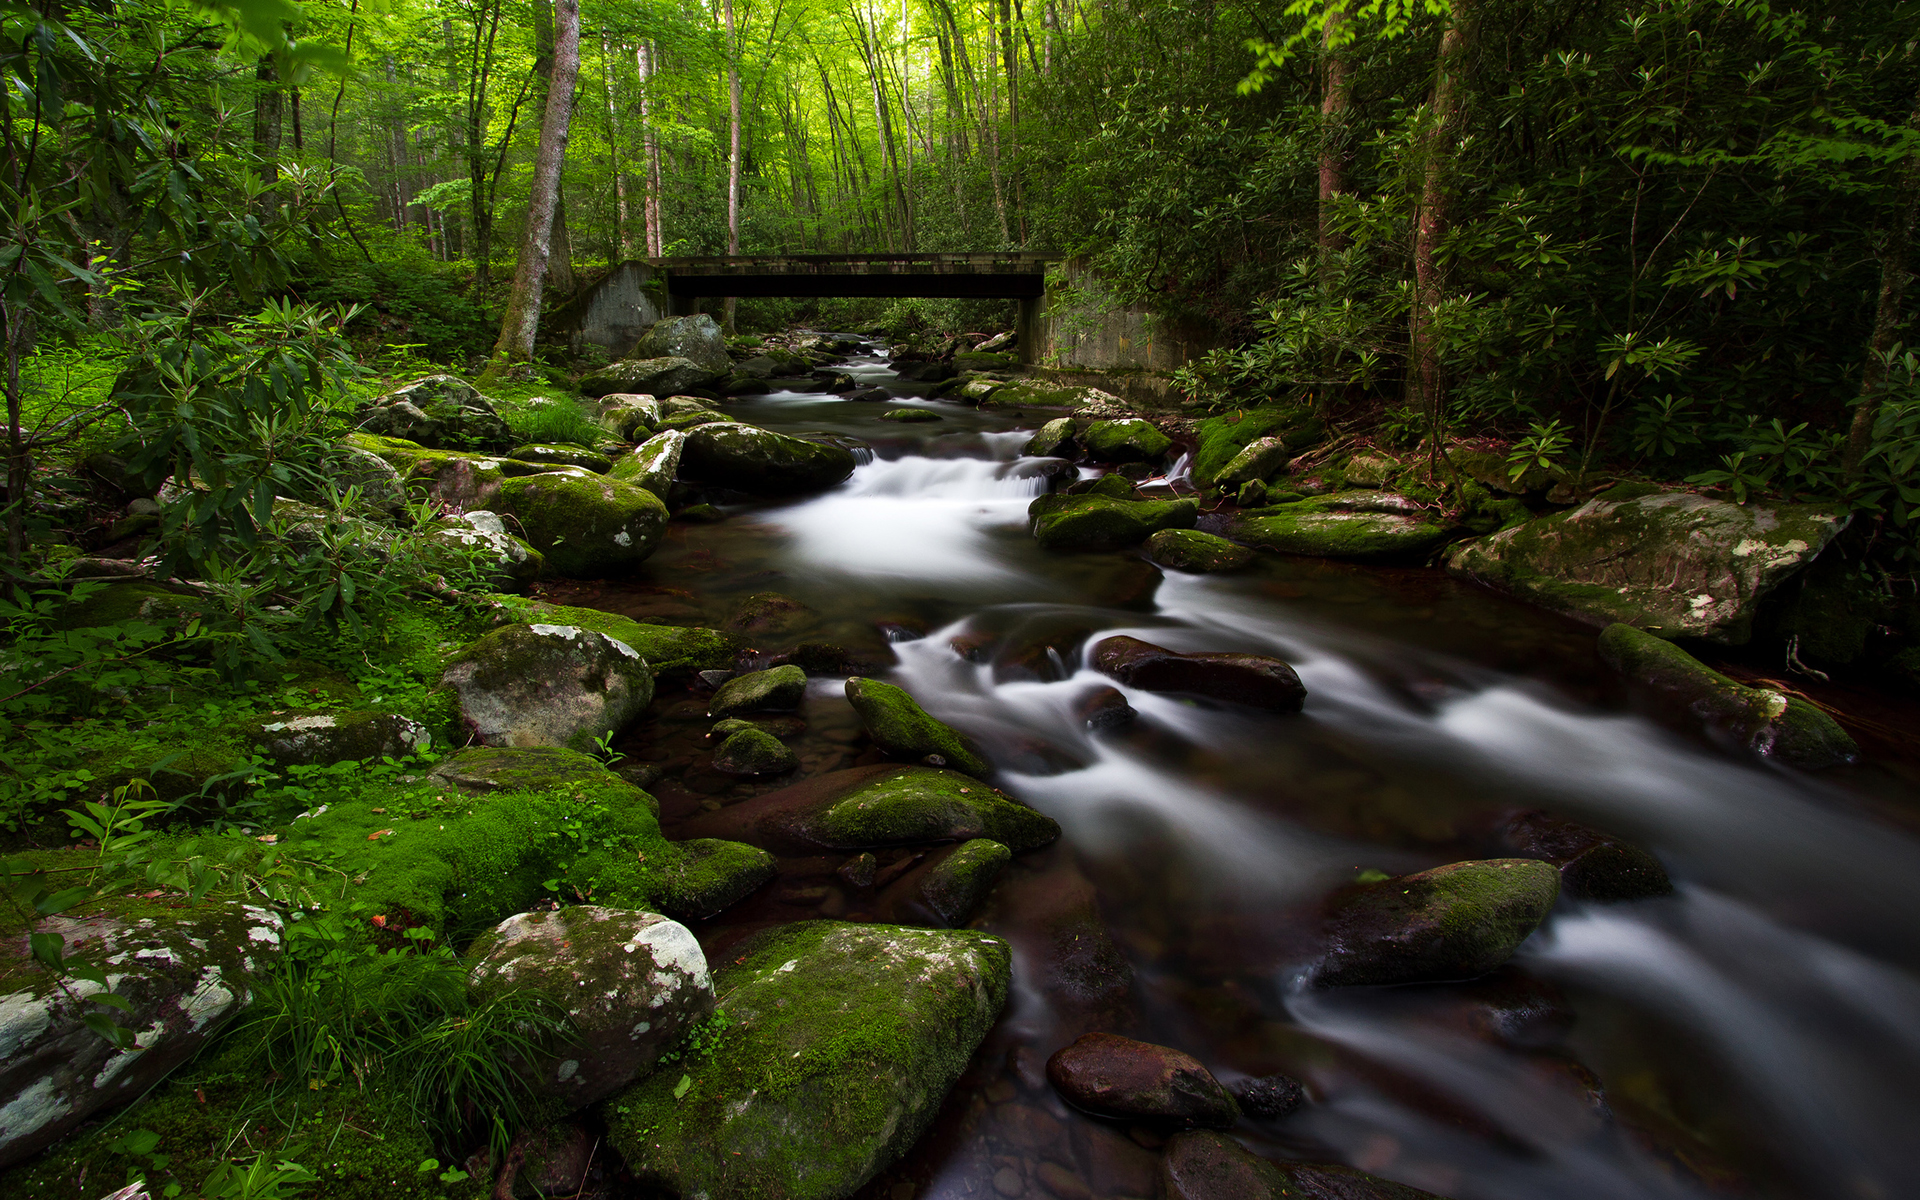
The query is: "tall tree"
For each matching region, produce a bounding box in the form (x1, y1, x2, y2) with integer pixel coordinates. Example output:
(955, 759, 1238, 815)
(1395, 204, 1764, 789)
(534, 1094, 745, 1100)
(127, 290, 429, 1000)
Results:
(493, 0, 580, 360)
(724, 0, 743, 332)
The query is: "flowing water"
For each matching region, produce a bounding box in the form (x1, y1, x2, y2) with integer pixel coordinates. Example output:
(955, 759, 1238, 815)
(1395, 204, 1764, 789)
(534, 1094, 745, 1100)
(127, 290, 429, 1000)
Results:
(576, 345, 1920, 1200)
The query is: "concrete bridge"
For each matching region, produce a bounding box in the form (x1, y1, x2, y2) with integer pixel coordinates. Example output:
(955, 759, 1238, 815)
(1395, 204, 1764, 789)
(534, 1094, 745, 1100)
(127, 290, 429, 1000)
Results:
(555, 253, 1215, 398)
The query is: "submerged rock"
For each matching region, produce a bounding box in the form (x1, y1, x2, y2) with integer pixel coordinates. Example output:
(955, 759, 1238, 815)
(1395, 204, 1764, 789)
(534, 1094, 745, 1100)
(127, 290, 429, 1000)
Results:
(1315, 859, 1561, 987)
(1046, 1033, 1238, 1127)
(679, 764, 1060, 854)
(1234, 1073, 1306, 1120)
(603, 921, 1011, 1200)
(1077, 685, 1137, 732)
(710, 664, 809, 717)
(1146, 528, 1254, 573)
(441, 623, 654, 752)
(879, 408, 942, 422)
(845, 676, 992, 775)
(875, 838, 1011, 928)
(631, 314, 731, 374)
(0, 898, 282, 1169)
(711, 726, 799, 776)
(1499, 809, 1673, 902)
(466, 906, 713, 1106)
(1081, 418, 1172, 463)
(1091, 635, 1306, 712)
(1447, 485, 1848, 643)
(581, 356, 724, 399)
(726, 591, 817, 637)
(654, 839, 778, 920)
(1596, 622, 1856, 767)
(1161, 1132, 1447, 1200)
(1029, 492, 1198, 551)
(680, 423, 857, 496)
(493, 472, 669, 576)
(1228, 493, 1455, 562)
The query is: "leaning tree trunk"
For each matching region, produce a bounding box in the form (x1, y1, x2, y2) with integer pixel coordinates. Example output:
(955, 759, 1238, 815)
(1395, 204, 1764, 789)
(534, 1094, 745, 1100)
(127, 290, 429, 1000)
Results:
(1409, 0, 1472, 467)
(1318, 0, 1352, 267)
(253, 53, 283, 193)
(1844, 80, 1920, 482)
(492, 0, 580, 361)
(723, 0, 742, 333)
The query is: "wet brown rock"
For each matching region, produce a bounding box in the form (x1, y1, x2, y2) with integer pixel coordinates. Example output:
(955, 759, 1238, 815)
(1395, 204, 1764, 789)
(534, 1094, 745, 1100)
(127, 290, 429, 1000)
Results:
(1068, 1119, 1161, 1199)
(837, 852, 877, 888)
(1045, 1033, 1238, 1127)
(1091, 635, 1305, 713)
(1283, 1163, 1453, 1199)
(1498, 809, 1673, 902)
(1232, 1072, 1306, 1119)
(1161, 1131, 1293, 1199)
(1035, 1160, 1093, 1200)
(726, 590, 816, 637)
(990, 860, 1134, 1017)
(1077, 685, 1136, 732)
(1316, 859, 1561, 987)
(874, 838, 1012, 927)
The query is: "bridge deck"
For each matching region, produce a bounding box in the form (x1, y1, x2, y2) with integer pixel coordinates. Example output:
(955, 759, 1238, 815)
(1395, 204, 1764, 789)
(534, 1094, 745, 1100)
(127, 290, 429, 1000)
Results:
(645, 254, 1052, 299)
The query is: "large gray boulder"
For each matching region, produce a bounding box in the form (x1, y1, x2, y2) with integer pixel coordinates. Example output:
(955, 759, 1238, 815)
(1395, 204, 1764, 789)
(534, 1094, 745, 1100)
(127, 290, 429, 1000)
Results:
(604, 920, 1011, 1200)
(632, 314, 731, 374)
(1227, 493, 1456, 562)
(608, 429, 685, 501)
(356, 374, 513, 452)
(315, 441, 408, 518)
(1447, 483, 1848, 643)
(492, 471, 669, 576)
(243, 709, 430, 768)
(440, 624, 654, 752)
(422, 508, 547, 590)
(593, 392, 662, 439)
(581, 357, 724, 399)
(680, 423, 858, 496)
(0, 899, 282, 1168)
(347, 432, 545, 512)
(466, 906, 713, 1106)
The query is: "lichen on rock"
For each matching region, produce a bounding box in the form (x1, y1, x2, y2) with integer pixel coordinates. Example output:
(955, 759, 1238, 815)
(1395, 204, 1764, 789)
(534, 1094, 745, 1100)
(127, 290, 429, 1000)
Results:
(440, 623, 654, 752)
(492, 472, 670, 577)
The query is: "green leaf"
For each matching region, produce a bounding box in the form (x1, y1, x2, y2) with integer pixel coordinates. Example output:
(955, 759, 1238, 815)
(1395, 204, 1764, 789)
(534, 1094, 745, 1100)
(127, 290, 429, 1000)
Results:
(673, 1073, 691, 1099)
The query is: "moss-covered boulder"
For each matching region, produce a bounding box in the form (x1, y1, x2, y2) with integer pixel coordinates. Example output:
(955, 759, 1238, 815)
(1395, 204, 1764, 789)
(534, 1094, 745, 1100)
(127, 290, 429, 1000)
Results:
(492, 472, 669, 576)
(423, 510, 546, 590)
(581, 356, 724, 400)
(711, 726, 799, 776)
(441, 624, 654, 752)
(845, 676, 991, 776)
(603, 921, 1011, 1200)
(1193, 406, 1325, 487)
(1228, 493, 1456, 562)
(1145, 529, 1253, 573)
(508, 443, 614, 473)
(503, 601, 736, 677)
(1314, 859, 1561, 987)
(1447, 486, 1849, 643)
(1214, 436, 1294, 488)
(680, 764, 1060, 854)
(316, 441, 408, 518)
(1029, 492, 1198, 551)
(346, 432, 546, 511)
(1045, 1033, 1238, 1128)
(1596, 622, 1856, 768)
(428, 745, 619, 795)
(879, 408, 942, 422)
(356, 374, 514, 452)
(608, 429, 685, 500)
(1498, 809, 1673, 902)
(466, 906, 713, 1106)
(679, 423, 857, 496)
(631, 314, 731, 374)
(876, 838, 1011, 928)
(1081, 418, 1172, 463)
(654, 839, 778, 920)
(1024, 416, 1078, 457)
(1092, 635, 1305, 712)
(593, 392, 662, 439)
(710, 664, 808, 717)
(243, 708, 430, 768)
(0, 895, 282, 1168)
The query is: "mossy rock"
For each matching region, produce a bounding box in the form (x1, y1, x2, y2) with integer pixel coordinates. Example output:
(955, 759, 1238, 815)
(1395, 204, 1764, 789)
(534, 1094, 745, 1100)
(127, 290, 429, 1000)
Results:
(440, 624, 654, 753)
(711, 727, 800, 776)
(607, 429, 686, 501)
(632, 314, 731, 374)
(53, 579, 204, 633)
(1214, 436, 1294, 488)
(594, 393, 664, 439)
(428, 745, 627, 795)
(879, 838, 1011, 928)
(679, 423, 857, 496)
(509, 442, 615, 473)
(493, 472, 670, 577)
(1228, 495, 1455, 562)
(513, 601, 741, 678)
(879, 408, 943, 423)
(1029, 493, 1198, 552)
(1759, 550, 1888, 669)
(344, 432, 546, 510)
(242, 708, 430, 768)
(726, 591, 817, 638)
(654, 838, 778, 920)
(423, 510, 547, 590)
(1192, 406, 1325, 486)
(1024, 416, 1079, 457)
(953, 350, 1019, 371)
(681, 764, 1060, 854)
(1597, 623, 1856, 768)
(845, 676, 991, 776)
(581, 356, 724, 399)
(710, 664, 809, 717)
(657, 410, 738, 432)
(1446, 487, 1849, 644)
(979, 381, 1088, 410)
(603, 920, 1011, 1200)
(1081, 418, 1172, 463)
(1145, 529, 1253, 573)
(1315, 859, 1561, 986)
(358, 374, 513, 452)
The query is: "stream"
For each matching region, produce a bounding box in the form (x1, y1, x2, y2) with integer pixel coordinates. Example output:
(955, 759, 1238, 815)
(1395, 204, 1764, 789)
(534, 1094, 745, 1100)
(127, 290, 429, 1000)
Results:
(569, 343, 1920, 1200)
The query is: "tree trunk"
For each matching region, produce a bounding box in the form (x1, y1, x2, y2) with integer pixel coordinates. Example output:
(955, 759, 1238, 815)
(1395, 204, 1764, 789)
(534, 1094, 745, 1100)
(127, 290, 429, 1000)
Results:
(1318, 1, 1352, 266)
(493, 0, 580, 360)
(3, 298, 27, 563)
(550, 186, 576, 293)
(1844, 81, 1920, 481)
(603, 29, 632, 258)
(1409, 1, 1473, 448)
(253, 54, 283, 191)
(724, 0, 742, 333)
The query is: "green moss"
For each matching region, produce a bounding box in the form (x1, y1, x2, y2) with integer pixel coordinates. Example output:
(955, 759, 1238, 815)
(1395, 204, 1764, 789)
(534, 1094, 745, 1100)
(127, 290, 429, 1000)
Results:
(1028, 493, 1198, 551)
(1320, 859, 1561, 987)
(844, 677, 991, 776)
(1145, 528, 1253, 573)
(913, 838, 1012, 926)
(1192, 406, 1324, 486)
(54, 580, 204, 632)
(1081, 418, 1172, 462)
(602, 921, 1011, 1200)
(810, 767, 1059, 851)
(510, 601, 740, 677)
(709, 665, 808, 718)
(493, 473, 670, 577)
(1228, 500, 1455, 562)
(1023, 416, 1079, 456)
(655, 838, 778, 919)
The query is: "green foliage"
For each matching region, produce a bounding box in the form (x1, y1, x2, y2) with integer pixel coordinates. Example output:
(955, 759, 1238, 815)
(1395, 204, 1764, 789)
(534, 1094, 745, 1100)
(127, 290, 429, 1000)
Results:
(500, 395, 599, 447)
(1506, 420, 1573, 483)
(297, 259, 492, 365)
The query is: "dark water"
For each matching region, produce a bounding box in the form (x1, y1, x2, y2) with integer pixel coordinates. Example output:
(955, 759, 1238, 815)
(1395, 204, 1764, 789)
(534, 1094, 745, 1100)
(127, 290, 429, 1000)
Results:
(578, 347, 1920, 1200)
